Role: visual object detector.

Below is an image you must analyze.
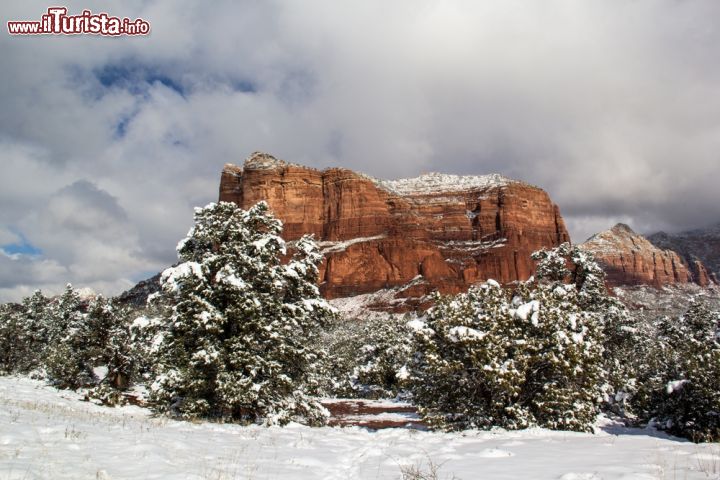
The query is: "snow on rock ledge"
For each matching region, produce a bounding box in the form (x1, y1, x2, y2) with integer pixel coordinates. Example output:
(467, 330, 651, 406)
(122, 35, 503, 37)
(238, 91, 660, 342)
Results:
(376, 172, 514, 195)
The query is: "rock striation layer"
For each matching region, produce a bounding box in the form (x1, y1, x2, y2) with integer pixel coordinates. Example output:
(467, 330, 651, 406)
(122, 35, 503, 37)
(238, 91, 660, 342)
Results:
(220, 152, 570, 307)
(579, 223, 715, 287)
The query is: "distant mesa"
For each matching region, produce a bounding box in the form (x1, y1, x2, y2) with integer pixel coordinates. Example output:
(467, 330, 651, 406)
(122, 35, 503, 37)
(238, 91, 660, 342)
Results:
(220, 152, 570, 311)
(579, 223, 717, 288)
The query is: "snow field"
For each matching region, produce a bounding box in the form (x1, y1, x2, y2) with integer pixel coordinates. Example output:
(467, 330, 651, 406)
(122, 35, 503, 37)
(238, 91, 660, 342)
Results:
(2, 377, 720, 480)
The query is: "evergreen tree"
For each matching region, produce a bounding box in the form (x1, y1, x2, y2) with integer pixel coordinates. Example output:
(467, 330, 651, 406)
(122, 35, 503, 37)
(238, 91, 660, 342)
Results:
(0, 302, 22, 373)
(350, 315, 412, 399)
(632, 300, 720, 441)
(533, 243, 641, 415)
(150, 201, 333, 425)
(88, 313, 136, 406)
(408, 282, 530, 430)
(315, 318, 360, 397)
(21, 290, 53, 372)
(0, 291, 51, 374)
(408, 244, 613, 432)
(321, 315, 412, 399)
(129, 302, 169, 389)
(512, 281, 605, 431)
(84, 295, 117, 364)
(44, 284, 96, 389)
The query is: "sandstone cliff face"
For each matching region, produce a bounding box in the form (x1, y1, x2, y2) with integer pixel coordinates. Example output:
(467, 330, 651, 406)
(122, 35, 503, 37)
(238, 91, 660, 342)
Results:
(579, 223, 713, 287)
(220, 153, 569, 307)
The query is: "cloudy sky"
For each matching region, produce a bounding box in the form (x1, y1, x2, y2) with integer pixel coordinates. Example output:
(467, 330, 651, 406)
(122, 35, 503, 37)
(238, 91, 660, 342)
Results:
(1, 0, 719, 301)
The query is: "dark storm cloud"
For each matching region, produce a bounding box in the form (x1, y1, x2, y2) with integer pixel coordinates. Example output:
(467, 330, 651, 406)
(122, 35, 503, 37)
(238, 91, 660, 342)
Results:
(1, 0, 719, 300)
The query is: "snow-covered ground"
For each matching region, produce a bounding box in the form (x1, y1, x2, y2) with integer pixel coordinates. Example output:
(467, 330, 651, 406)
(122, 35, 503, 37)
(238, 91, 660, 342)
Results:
(2, 377, 719, 480)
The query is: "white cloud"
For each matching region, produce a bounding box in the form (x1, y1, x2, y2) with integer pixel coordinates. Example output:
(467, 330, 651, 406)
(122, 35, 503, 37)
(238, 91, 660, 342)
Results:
(0, 228, 21, 246)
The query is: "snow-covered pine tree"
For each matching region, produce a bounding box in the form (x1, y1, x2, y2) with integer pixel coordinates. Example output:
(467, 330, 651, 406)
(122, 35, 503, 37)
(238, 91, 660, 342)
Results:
(531, 242, 572, 283)
(84, 295, 117, 364)
(88, 313, 136, 406)
(150, 201, 334, 425)
(321, 314, 413, 399)
(633, 300, 720, 442)
(44, 284, 96, 389)
(0, 302, 22, 374)
(315, 318, 360, 397)
(128, 299, 169, 388)
(0, 291, 51, 374)
(408, 243, 610, 432)
(533, 243, 642, 415)
(407, 282, 531, 430)
(511, 281, 605, 431)
(350, 315, 412, 399)
(22, 290, 52, 366)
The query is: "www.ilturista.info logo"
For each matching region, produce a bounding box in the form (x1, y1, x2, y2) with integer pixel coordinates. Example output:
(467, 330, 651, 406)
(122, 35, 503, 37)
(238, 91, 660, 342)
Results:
(7, 7, 150, 36)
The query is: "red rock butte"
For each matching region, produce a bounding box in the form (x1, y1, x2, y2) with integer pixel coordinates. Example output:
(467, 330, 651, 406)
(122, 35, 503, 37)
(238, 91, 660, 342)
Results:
(220, 152, 570, 308)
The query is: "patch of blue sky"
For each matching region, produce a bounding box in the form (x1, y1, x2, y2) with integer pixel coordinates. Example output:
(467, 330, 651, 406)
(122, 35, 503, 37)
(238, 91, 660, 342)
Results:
(2, 231, 42, 257)
(95, 62, 186, 97)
